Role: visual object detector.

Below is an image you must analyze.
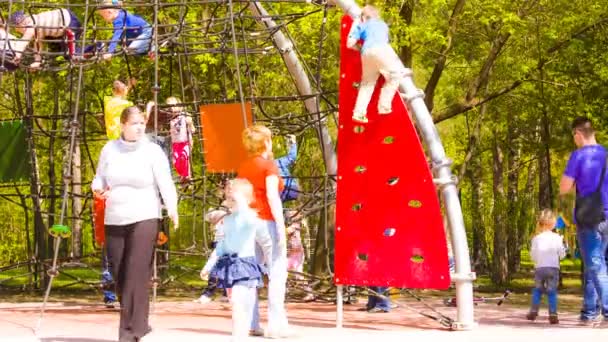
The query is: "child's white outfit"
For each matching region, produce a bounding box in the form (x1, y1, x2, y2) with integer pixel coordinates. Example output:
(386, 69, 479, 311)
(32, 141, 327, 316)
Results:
(347, 17, 406, 122)
(202, 204, 272, 341)
(528, 230, 566, 320)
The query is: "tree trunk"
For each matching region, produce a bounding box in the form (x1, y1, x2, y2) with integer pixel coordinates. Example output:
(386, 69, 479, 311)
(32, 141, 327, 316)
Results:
(506, 115, 520, 273)
(468, 149, 488, 273)
(423, 0, 467, 112)
(491, 114, 509, 285)
(311, 206, 335, 276)
(516, 161, 537, 270)
(537, 68, 553, 209)
(71, 143, 82, 260)
(399, 1, 414, 68)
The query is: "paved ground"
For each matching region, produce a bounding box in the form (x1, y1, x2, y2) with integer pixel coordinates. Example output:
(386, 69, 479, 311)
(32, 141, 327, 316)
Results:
(0, 299, 606, 341)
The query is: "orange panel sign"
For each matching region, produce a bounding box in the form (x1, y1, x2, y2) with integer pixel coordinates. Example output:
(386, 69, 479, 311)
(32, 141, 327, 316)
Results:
(200, 103, 253, 173)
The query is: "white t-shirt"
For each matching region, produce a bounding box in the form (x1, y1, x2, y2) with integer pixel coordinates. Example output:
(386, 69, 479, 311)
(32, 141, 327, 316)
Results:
(92, 137, 178, 226)
(530, 231, 566, 269)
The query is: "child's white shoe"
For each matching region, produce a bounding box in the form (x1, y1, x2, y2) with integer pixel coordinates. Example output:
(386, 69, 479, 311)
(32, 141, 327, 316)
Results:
(249, 328, 264, 337)
(378, 106, 392, 115)
(352, 113, 368, 123)
(265, 328, 294, 339)
(194, 294, 212, 304)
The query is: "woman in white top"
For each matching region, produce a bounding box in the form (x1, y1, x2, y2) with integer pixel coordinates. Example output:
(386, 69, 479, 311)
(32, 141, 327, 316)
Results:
(92, 106, 178, 342)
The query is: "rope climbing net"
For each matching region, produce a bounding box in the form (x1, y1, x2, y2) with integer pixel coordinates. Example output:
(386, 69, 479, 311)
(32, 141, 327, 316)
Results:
(0, 0, 338, 297)
(0, 0, 475, 331)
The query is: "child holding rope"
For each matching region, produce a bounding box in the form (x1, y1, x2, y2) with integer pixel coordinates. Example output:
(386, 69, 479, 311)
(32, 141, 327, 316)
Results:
(104, 79, 134, 140)
(200, 178, 272, 341)
(9, 8, 82, 69)
(526, 209, 566, 324)
(0, 19, 25, 72)
(286, 210, 314, 301)
(167, 97, 195, 182)
(97, 0, 153, 60)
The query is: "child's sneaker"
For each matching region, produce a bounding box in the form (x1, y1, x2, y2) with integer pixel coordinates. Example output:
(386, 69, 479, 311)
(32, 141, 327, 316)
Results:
(249, 329, 264, 337)
(549, 313, 559, 324)
(194, 294, 212, 304)
(265, 328, 294, 339)
(525, 311, 538, 321)
(378, 106, 392, 115)
(352, 113, 368, 123)
(579, 315, 602, 327)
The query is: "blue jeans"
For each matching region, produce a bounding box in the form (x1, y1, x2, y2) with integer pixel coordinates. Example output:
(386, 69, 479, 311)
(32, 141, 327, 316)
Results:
(251, 220, 289, 333)
(577, 222, 608, 319)
(530, 267, 559, 314)
(366, 286, 391, 311)
(127, 27, 153, 55)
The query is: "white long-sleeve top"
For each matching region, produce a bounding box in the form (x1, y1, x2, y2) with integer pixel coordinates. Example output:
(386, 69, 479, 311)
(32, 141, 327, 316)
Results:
(0, 29, 27, 54)
(91, 137, 178, 226)
(530, 231, 566, 269)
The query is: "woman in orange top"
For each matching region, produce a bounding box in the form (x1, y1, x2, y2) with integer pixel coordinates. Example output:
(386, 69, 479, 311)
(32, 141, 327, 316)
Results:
(237, 124, 291, 338)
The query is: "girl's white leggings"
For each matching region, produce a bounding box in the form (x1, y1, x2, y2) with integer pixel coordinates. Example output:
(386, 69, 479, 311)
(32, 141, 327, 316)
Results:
(231, 284, 257, 341)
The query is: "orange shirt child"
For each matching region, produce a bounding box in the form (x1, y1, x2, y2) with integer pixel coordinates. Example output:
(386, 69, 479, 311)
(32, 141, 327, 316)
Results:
(237, 156, 285, 221)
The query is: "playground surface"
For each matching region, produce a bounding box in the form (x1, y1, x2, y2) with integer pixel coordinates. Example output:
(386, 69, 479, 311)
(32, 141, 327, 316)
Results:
(0, 298, 606, 342)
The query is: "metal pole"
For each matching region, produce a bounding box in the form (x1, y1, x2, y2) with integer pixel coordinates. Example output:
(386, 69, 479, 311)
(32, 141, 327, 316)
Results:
(227, 0, 248, 126)
(152, 0, 160, 316)
(37, 0, 92, 331)
(330, 0, 476, 330)
(336, 285, 343, 328)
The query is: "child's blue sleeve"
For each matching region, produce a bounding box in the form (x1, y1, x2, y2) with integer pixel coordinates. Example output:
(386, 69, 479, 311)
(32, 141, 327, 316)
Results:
(348, 22, 363, 41)
(275, 142, 297, 177)
(107, 11, 126, 53)
(202, 247, 219, 273)
(286, 142, 297, 165)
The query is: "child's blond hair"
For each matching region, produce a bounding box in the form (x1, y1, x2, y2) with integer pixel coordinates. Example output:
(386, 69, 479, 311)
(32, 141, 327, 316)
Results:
(166, 96, 183, 114)
(534, 209, 556, 236)
(362, 5, 380, 20)
(112, 80, 128, 97)
(227, 178, 254, 204)
(242, 124, 271, 156)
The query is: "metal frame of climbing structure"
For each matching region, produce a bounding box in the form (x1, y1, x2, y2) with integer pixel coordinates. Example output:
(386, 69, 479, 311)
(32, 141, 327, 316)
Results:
(331, 0, 476, 331)
(0, 0, 475, 333)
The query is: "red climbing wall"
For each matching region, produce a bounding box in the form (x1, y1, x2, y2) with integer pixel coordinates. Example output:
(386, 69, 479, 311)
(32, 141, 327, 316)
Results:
(334, 15, 450, 289)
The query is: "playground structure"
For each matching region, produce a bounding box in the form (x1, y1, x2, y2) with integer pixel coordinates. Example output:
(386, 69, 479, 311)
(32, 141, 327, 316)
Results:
(0, 0, 475, 332)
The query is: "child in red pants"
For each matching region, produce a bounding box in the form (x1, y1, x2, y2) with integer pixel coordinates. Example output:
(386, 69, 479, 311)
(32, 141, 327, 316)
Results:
(167, 97, 195, 182)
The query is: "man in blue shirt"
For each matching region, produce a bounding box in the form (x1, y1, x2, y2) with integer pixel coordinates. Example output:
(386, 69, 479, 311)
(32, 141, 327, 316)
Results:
(560, 116, 608, 324)
(97, 1, 153, 60)
(346, 5, 406, 124)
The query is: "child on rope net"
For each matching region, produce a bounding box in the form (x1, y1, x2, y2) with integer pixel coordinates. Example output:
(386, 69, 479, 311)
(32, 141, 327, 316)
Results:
(8, 8, 82, 69)
(285, 210, 314, 302)
(199, 178, 273, 342)
(143, 100, 172, 154)
(346, 5, 407, 124)
(167, 97, 195, 183)
(194, 208, 230, 305)
(0, 18, 25, 72)
(104, 79, 135, 140)
(275, 134, 300, 202)
(97, 0, 154, 61)
(526, 209, 566, 324)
